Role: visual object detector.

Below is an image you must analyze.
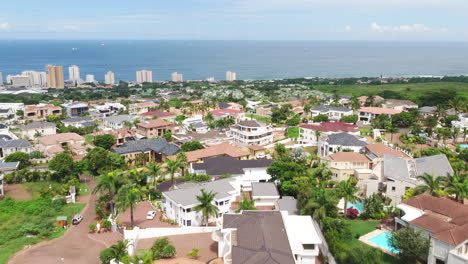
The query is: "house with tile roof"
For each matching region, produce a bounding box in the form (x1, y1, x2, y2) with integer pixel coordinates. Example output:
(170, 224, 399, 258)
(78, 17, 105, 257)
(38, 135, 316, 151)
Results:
(129, 101, 158, 114)
(311, 105, 353, 121)
(93, 128, 137, 147)
(136, 119, 180, 138)
(324, 152, 372, 182)
(317, 132, 368, 156)
(358, 107, 402, 124)
(37, 133, 87, 158)
(229, 120, 274, 146)
(19, 121, 56, 140)
(396, 194, 468, 264)
(178, 143, 250, 164)
(24, 104, 62, 120)
(298, 122, 359, 146)
(111, 138, 179, 166)
(140, 110, 177, 122)
(209, 108, 245, 121)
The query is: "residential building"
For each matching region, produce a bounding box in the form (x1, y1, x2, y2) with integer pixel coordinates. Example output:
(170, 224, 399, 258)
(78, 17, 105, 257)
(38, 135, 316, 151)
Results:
(112, 138, 179, 165)
(419, 106, 437, 118)
(37, 133, 87, 158)
(182, 143, 250, 164)
(0, 108, 13, 119)
(182, 115, 208, 133)
(93, 102, 126, 117)
(68, 65, 80, 82)
(0, 139, 33, 158)
(277, 196, 299, 215)
(317, 132, 367, 156)
(136, 119, 179, 138)
(324, 152, 372, 182)
(94, 128, 137, 147)
(136, 70, 153, 83)
(452, 113, 468, 130)
(24, 104, 62, 120)
(0, 103, 24, 116)
(229, 120, 274, 146)
(46, 64, 65, 88)
(11, 75, 31, 87)
(61, 102, 89, 117)
(19, 122, 56, 140)
(163, 178, 240, 226)
(384, 154, 453, 206)
(209, 108, 245, 121)
(396, 194, 468, 264)
(0, 72, 2, 85)
(103, 115, 134, 130)
(251, 182, 280, 209)
(381, 99, 418, 111)
(0, 161, 19, 175)
(213, 211, 321, 264)
(61, 117, 96, 128)
(129, 102, 157, 114)
(171, 72, 183, 82)
(104, 71, 115, 85)
(226, 71, 236, 82)
(191, 156, 273, 190)
(21, 71, 47, 87)
(140, 110, 176, 122)
(358, 95, 385, 106)
(85, 74, 95, 83)
(298, 122, 359, 146)
(358, 107, 402, 124)
(311, 105, 353, 121)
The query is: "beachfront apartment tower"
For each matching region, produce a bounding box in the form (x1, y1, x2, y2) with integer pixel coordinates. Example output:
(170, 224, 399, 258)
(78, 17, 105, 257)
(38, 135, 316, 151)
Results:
(0, 72, 3, 85)
(46, 65, 65, 88)
(136, 70, 153, 83)
(85, 74, 95, 83)
(171, 72, 183, 82)
(21, 71, 47, 87)
(105, 71, 115, 85)
(226, 71, 237, 82)
(68, 65, 81, 81)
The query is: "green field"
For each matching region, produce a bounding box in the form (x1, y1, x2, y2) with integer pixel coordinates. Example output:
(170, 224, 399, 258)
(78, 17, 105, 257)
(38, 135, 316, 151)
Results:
(246, 113, 272, 123)
(286, 127, 299, 139)
(23, 181, 90, 199)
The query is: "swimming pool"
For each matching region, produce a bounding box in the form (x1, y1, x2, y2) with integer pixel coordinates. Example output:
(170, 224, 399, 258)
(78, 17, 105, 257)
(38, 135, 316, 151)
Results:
(460, 144, 468, 149)
(369, 232, 399, 254)
(347, 200, 364, 213)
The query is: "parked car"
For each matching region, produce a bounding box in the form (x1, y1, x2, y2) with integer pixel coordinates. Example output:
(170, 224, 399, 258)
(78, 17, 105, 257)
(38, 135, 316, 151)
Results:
(146, 211, 156, 220)
(72, 215, 83, 225)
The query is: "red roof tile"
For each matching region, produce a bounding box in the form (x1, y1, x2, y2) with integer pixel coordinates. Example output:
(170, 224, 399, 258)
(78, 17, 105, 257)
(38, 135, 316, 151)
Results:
(299, 122, 358, 133)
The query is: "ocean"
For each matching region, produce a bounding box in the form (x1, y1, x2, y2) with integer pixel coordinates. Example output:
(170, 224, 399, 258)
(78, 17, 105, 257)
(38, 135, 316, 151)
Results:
(1, 40, 468, 81)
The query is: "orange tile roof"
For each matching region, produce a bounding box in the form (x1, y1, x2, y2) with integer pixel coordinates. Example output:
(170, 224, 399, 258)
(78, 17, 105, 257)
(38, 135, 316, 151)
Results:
(358, 107, 402, 115)
(133, 102, 157, 107)
(38, 133, 84, 146)
(137, 119, 174, 129)
(366, 143, 409, 159)
(184, 143, 249, 162)
(329, 152, 370, 162)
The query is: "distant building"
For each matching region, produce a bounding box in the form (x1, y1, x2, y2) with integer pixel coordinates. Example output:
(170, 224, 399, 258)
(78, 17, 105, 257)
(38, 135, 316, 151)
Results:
(24, 104, 62, 120)
(85, 74, 95, 83)
(104, 71, 115, 85)
(10, 76, 31, 87)
(68, 65, 80, 82)
(0, 72, 3, 85)
(20, 122, 57, 140)
(311, 105, 353, 121)
(0, 139, 33, 158)
(136, 70, 153, 83)
(206, 77, 215, 82)
(229, 120, 274, 146)
(358, 107, 402, 124)
(46, 64, 65, 88)
(21, 71, 47, 87)
(226, 71, 236, 82)
(61, 102, 89, 117)
(171, 72, 183, 82)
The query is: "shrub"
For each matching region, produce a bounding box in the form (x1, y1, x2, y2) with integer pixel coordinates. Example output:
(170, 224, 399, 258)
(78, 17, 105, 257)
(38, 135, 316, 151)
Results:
(102, 220, 112, 230)
(89, 223, 96, 232)
(151, 237, 176, 260)
(99, 248, 114, 264)
(187, 247, 200, 259)
(346, 208, 359, 219)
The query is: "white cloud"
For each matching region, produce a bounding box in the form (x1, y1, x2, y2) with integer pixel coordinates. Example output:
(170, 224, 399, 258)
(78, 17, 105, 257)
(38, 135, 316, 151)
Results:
(371, 22, 432, 32)
(0, 22, 11, 31)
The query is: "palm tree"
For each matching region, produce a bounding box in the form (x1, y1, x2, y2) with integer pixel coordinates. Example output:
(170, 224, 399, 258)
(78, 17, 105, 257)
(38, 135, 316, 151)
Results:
(93, 171, 122, 216)
(234, 193, 257, 213)
(126, 168, 146, 186)
(387, 125, 399, 143)
(165, 159, 181, 188)
(337, 178, 359, 218)
(314, 129, 322, 145)
(445, 172, 468, 203)
(315, 161, 332, 181)
(145, 162, 162, 189)
(350, 95, 361, 110)
(115, 184, 144, 227)
(110, 240, 129, 262)
(302, 183, 338, 225)
(415, 173, 444, 197)
(176, 152, 188, 177)
(193, 189, 219, 226)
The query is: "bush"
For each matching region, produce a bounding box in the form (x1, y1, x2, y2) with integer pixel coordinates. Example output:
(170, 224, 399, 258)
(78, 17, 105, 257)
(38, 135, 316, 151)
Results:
(187, 247, 200, 259)
(151, 237, 176, 260)
(180, 141, 204, 152)
(89, 223, 96, 232)
(99, 248, 114, 264)
(102, 220, 112, 230)
(185, 173, 211, 182)
(346, 208, 359, 219)
(148, 188, 162, 200)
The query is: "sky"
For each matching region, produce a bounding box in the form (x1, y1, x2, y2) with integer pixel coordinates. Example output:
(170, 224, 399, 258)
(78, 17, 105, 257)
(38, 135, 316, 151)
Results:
(0, 0, 467, 41)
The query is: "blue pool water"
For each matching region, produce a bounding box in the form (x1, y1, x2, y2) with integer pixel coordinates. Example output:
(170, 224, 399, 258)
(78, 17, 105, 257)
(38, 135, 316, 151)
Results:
(347, 201, 364, 213)
(460, 144, 468, 149)
(369, 232, 399, 254)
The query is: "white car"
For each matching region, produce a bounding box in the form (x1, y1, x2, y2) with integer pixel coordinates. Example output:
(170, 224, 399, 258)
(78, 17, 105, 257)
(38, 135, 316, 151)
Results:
(146, 211, 156, 220)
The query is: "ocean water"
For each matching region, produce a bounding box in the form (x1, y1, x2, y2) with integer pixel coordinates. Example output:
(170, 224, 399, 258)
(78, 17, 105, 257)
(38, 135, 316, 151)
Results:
(0, 40, 468, 81)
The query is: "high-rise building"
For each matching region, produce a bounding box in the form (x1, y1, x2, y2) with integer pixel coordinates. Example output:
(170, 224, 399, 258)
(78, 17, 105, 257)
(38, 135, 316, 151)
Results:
(21, 71, 47, 87)
(0, 72, 3, 85)
(6, 75, 12, 84)
(85, 74, 95, 83)
(11, 76, 31, 87)
(68, 65, 81, 81)
(206, 77, 216, 83)
(226, 71, 237, 82)
(171, 72, 183, 82)
(136, 70, 153, 83)
(46, 65, 65, 88)
(105, 71, 115, 85)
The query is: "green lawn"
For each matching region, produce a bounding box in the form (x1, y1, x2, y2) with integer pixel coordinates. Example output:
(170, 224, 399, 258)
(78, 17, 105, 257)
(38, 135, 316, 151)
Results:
(0, 199, 85, 264)
(246, 113, 272, 123)
(23, 181, 90, 199)
(347, 219, 400, 264)
(286, 127, 299, 139)
(84, 134, 94, 145)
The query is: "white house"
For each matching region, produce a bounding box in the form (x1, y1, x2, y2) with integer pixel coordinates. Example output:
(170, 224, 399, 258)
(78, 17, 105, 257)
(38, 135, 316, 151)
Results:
(452, 113, 468, 130)
(298, 122, 359, 146)
(191, 156, 273, 191)
(317, 132, 367, 156)
(381, 99, 418, 111)
(0, 139, 33, 158)
(311, 105, 353, 121)
(61, 117, 96, 128)
(251, 182, 280, 208)
(358, 107, 402, 124)
(162, 178, 241, 226)
(0, 103, 24, 116)
(94, 102, 126, 117)
(212, 210, 321, 264)
(20, 122, 56, 140)
(229, 120, 274, 146)
(103, 115, 134, 130)
(182, 115, 209, 133)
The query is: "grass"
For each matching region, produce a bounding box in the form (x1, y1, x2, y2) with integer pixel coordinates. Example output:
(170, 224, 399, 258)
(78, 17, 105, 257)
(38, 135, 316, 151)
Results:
(347, 219, 400, 264)
(286, 127, 299, 139)
(23, 181, 90, 199)
(84, 134, 94, 145)
(246, 113, 272, 123)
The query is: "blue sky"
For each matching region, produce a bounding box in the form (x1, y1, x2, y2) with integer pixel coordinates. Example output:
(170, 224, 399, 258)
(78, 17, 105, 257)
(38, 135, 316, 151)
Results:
(1, 0, 467, 41)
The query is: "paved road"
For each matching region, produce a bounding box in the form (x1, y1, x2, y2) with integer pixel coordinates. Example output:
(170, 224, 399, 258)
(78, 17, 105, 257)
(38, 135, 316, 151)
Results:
(9, 175, 107, 264)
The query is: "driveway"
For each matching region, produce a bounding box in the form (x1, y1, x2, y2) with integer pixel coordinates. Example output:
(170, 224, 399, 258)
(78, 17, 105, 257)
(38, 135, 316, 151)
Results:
(9, 175, 109, 264)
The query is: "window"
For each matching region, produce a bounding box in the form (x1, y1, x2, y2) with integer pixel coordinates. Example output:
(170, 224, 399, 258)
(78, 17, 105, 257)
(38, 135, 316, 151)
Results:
(391, 187, 396, 191)
(435, 259, 445, 264)
(405, 187, 410, 191)
(187, 220, 191, 226)
(303, 244, 315, 250)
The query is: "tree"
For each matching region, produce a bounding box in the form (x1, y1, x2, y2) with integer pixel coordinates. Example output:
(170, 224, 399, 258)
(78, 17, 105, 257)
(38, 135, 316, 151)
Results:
(85, 147, 125, 176)
(4, 152, 31, 169)
(180, 141, 204, 152)
(193, 189, 219, 226)
(313, 114, 329, 123)
(361, 193, 384, 219)
(176, 151, 188, 177)
(349, 95, 361, 110)
(145, 162, 162, 189)
(302, 184, 339, 224)
(390, 227, 430, 263)
(445, 172, 468, 203)
(165, 159, 181, 188)
(151, 237, 176, 260)
(49, 152, 76, 180)
(234, 192, 257, 212)
(337, 178, 359, 218)
(93, 171, 123, 216)
(414, 173, 444, 197)
(386, 125, 399, 143)
(108, 240, 129, 263)
(115, 184, 144, 227)
(286, 114, 301, 126)
(94, 134, 117, 150)
(339, 114, 358, 124)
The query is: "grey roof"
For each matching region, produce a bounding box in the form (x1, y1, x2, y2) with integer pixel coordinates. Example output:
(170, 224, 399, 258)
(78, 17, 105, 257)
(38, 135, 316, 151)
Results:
(223, 211, 295, 264)
(111, 138, 179, 156)
(238, 120, 263, 127)
(0, 161, 19, 170)
(104, 115, 134, 123)
(0, 139, 32, 148)
(384, 154, 453, 184)
(0, 109, 10, 113)
(0, 135, 12, 141)
(20, 122, 55, 130)
(218, 103, 231, 109)
(62, 116, 92, 123)
(192, 122, 207, 128)
(0, 124, 7, 129)
(312, 104, 352, 113)
(419, 106, 437, 113)
(81, 121, 96, 127)
(192, 156, 273, 176)
(277, 196, 299, 215)
(163, 178, 236, 207)
(252, 182, 279, 197)
(327, 132, 367, 147)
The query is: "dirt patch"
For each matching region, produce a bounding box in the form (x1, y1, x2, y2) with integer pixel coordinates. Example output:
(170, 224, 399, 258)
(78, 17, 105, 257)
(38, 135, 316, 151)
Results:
(4, 184, 32, 200)
(117, 201, 177, 228)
